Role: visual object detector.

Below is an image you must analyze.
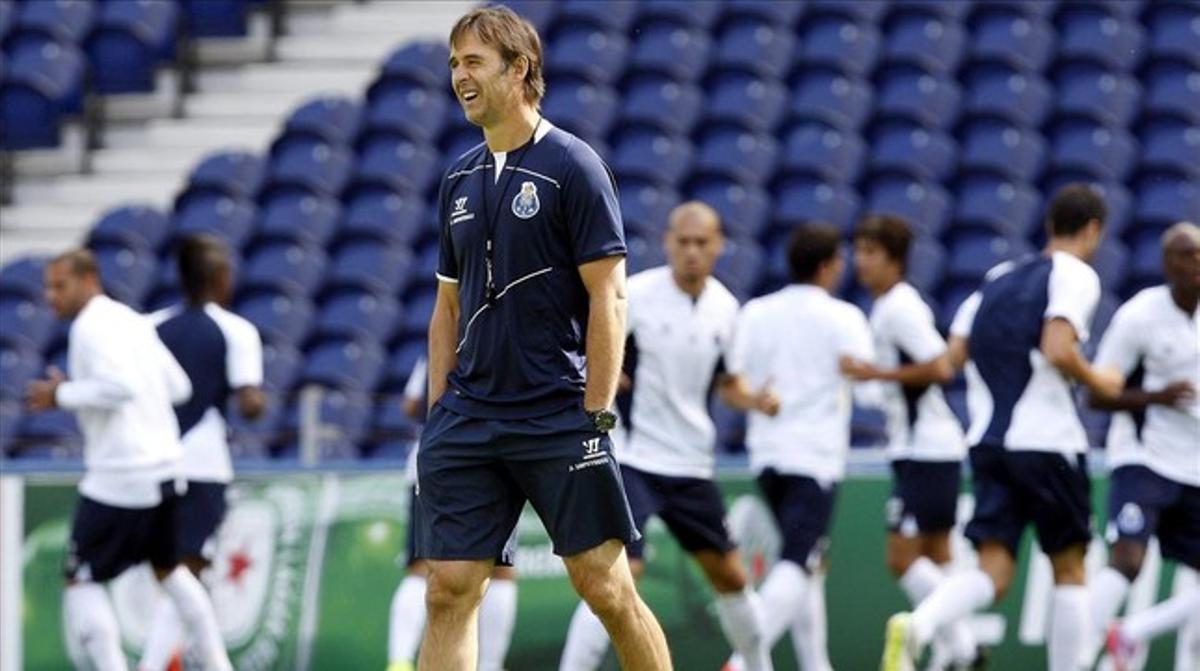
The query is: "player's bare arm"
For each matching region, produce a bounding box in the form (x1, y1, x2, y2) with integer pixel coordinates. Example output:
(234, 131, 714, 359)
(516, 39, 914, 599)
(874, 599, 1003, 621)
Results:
(426, 280, 460, 409)
(840, 352, 954, 386)
(1041, 317, 1124, 398)
(579, 255, 626, 412)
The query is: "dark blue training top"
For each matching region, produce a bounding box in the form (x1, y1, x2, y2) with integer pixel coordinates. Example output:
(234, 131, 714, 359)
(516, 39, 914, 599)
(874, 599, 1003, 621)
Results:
(156, 305, 231, 434)
(435, 122, 626, 420)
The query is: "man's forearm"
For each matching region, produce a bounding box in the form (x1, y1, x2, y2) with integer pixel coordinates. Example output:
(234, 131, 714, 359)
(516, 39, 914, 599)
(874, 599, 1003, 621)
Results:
(426, 305, 458, 409)
(880, 357, 953, 386)
(718, 376, 758, 412)
(1088, 388, 1155, 412)
(583, 287, 626, 411)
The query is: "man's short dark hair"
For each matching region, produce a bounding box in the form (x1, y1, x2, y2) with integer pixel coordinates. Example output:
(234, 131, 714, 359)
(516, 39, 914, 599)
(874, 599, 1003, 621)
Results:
(51, 249, 99, 278)
(1047, 183, 1107, 238)
(176, 234, 229, 305)
(854, 214, 913, 272)
(789, 223, 842, 283)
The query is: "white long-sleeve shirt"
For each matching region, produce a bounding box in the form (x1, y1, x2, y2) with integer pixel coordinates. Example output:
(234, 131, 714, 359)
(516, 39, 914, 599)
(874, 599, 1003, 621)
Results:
(56, 295, 191, 507)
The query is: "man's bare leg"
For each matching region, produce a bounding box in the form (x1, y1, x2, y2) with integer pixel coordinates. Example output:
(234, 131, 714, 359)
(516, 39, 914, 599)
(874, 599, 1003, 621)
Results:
(418, 559, 492, 671)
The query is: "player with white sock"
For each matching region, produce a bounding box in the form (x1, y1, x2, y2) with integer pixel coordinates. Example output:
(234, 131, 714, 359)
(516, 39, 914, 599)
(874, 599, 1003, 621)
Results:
(841, 215, 980, 670)
(1085, 222, 1200, 671)
(26, 249, 233, 671)
(559, 202, 772, 671)
(387, 357, 518, 671)
(720, 224, 875, 671)
(881, 184, 1126, 671)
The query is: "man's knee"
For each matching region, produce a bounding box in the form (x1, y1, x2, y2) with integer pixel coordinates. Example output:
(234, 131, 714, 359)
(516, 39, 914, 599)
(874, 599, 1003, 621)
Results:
(425, 561, 491, 613)
(885, 534, 920, 578)
(1108, 540, 1146, 582)
(565, 540, 637, 619)
(1050, 543, 1088, 585)
(976, 541, 1016, 599)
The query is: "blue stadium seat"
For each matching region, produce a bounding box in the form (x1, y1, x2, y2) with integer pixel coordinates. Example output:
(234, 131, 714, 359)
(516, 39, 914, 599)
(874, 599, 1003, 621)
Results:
(779, 122, 865, 183)
(0, 1, 14, 44)
(0, 41, 85, 149)
(86, 0, 179, 94)
(883, 12, 966, 75)
(906, 236, 946, 295)
(1048, 121, 1138, 183)
(773, 178, 861, 235)
(610, 128, 693, 187)
(636, 0, 722, 30)
(620, 76, 701, 136)
(225, 395, 281, 459)
(885, 0, 973, 22)
(954, 173, 1041, 239)
(364, 81, 449, 145)
(722, 0, 805, 26)
(8, 0, 95, 47)
(626, 24, 710, 82)
(944, 232, 1033, 284)
(340, 188, 428, 248)
(807, 0, 888, 23)
(543, 78, 619, 140)
(703, 72, 786, 134)
(961, 64, 1051, 128)
(1125, 232, 1165, 294)
(618, 178, 680, 239)
(505, 0, 558, 32)
(788, 70, 873, 130)
(324, 242, 415, 298)
(0, 256, 48, 302)
(1053, 65, 1141, 128)
(0, 401, 19, 455)
(283, 389, 373, 456)
(181, 0, 256, 38)
(314, 290, 401, 344)
(692, 128, 778, 186)
(235, 291, 314, 348)
(625, 235, 667, 275)
(259, 341, 301, 393)
(1139, 120, 1200, 178)
(958, 119, 1046, 182)
(300, 338, 386, 392)
(1055, 5, 1143, 71)
(172, 195, 257, 250)
(284, 95, 363, 147)
(1143, 2, 1200, 67)
(863, 175, 951, 238)
(263, 139, 353, 199)
(968, 9, 1054, 71)
(0, 297, 52, 354)
(89, 205, 171, 254)
(1141, 61, 1200, 124)
(687, 178, 771, 240)
(796, 15, 881, 77)
(179, 151, 265, 205)
(547, 26, 628, 85)
(408, 242, 439, 294)
(399, 290, 436, 339)
(1091, 239, 1129, 293)
(379, 41, 449, 90)
(713, 237, 765, 301)
(92, 245, 156, 308)
(15, 409, 80, 452)
(256, 193, 341, 247)
(1135, 174, 1200, 230)
(875, 65, 962, 129)
(711, 19, 795, 80)
(352, 134, 440, 196)
(241, 242, 327, 298)
(382, 339, 427, 392)
(557, 0, 637, 32)
(869, 121, 957, 181)
(371, 394, 421, 449)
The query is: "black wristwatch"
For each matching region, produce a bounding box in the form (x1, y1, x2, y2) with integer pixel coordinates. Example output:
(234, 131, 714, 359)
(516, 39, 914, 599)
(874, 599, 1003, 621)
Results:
(585, 408, 618, 433)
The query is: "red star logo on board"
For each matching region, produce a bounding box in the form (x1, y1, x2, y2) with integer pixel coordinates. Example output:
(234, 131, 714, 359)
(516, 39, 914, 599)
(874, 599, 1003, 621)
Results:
(226, 546, 253, 585)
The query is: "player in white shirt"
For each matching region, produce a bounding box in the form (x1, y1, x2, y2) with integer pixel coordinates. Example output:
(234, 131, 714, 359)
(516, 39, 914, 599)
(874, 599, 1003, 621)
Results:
(559, 203, 772, 670)
(840, 215, 979, 669)
(136, 235, 265, 671)
(883, 184, 1126, 671)
(26, 249, 232, 671)
(720, 224, 874, 671)
(1084, 222, 1200, 670)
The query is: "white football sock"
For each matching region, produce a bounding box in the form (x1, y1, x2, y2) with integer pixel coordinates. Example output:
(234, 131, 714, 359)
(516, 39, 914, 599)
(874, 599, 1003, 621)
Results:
(558, 601, 610, 671)
(1121, 586, 1200, 643)
(899, 557, 943, 604)
(714, 589, 772, 671)
(139, 593, 182, 671)
(789, 570, 831, 671)
(388, 574, 427, 664)
(478, 578, 517, 671)
(911, 568, 995, 648)
(160, 566, 231, 671)
(63, 582, 128, 671)
(1048, 585, 1088, 671)
(726, 560, 809, 670)
(1090, 567, 1131, 634)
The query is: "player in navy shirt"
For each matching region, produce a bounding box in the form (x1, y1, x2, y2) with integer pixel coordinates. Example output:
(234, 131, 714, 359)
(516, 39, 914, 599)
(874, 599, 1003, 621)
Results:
(416, 7, 670, 670)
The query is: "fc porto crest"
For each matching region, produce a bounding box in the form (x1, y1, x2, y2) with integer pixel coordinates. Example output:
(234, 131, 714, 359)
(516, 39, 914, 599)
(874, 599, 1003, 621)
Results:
(512, 181, 540, 219)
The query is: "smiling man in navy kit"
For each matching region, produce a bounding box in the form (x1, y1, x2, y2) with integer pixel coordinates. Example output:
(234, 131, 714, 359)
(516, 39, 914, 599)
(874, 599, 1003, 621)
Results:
(415, 6, 671, 671)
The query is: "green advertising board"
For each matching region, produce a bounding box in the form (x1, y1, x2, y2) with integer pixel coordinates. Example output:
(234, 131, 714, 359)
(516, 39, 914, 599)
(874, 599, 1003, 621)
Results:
(19, 471, 1188, 670)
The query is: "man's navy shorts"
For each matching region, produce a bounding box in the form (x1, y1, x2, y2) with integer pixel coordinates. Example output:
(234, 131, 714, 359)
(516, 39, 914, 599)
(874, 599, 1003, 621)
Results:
(965, 444, 1092, 557)
(415, 402, 639, 562)
(1107, 464, 1200, 569)
(887, 459, 962, 536)
(176, 480, 227, 561)
(65, 481, 179, 583)
(621, 464, 736, 560)
(756, 468, 839, 570)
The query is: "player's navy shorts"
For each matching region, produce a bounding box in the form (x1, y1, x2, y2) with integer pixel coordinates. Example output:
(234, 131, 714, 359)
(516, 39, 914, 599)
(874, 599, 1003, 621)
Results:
(415, 402, 639, 562)
(64, 481, 180, 583)
(621, 465, 736, 560)
(887, 459, 962, 535)
(404, 484, 519, 567)
(756, 468, 839, 570)
(1106, 465, 1200, 569)
(965, 444, 1092, 557)
(176, 481, 227, 561)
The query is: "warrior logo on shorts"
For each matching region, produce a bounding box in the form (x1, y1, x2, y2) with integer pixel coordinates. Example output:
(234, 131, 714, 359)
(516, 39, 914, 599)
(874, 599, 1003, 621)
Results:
(512, 181, 539, 219)
(1117, 502, 1145, 535)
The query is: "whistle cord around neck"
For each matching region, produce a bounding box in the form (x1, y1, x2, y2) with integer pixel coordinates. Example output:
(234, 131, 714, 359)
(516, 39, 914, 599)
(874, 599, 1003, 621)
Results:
(480, 116, 542, 305)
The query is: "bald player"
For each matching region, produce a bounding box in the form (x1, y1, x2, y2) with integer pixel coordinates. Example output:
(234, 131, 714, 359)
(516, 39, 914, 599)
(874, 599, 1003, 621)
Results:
(559, 202, 772, 670)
